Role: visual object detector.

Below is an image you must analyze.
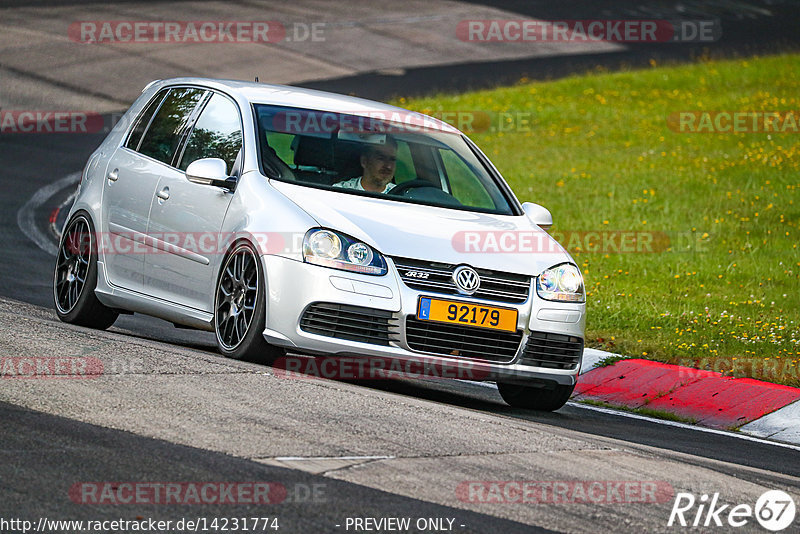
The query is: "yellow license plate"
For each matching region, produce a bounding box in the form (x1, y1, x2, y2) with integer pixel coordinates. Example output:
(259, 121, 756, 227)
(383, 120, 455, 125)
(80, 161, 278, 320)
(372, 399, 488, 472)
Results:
(417, 297, 518, 333)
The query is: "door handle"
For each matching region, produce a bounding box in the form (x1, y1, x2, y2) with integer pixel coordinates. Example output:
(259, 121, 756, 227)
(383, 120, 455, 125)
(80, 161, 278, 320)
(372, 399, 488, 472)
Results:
(107, 168, 119, 182)
(156, 187, 170, 202)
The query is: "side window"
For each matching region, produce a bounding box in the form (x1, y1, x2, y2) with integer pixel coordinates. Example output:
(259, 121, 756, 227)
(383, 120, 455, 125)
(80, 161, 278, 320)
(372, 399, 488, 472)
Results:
(393, 141, 416, 184)
(439, 149, 495, 209)
(178, 93, 242, 173)
(125, 89, 168, 151)
(138, 87, 206, 165)
(265, 131, 296, 166)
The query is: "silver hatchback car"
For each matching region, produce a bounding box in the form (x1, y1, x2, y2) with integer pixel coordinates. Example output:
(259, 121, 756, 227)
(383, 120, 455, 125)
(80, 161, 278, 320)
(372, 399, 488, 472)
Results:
(54, 78, 586, 410)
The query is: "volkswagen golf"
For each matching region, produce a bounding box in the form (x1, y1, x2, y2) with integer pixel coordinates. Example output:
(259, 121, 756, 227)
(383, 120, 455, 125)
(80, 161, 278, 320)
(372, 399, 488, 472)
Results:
(53, 78, 586, 410)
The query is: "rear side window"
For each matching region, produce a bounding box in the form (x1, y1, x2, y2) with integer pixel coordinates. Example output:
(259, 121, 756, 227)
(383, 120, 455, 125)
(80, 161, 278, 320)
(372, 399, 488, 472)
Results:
(125, 89, 168, 151)
(178, 93, 242, 173)
(138, 87, 206, 165)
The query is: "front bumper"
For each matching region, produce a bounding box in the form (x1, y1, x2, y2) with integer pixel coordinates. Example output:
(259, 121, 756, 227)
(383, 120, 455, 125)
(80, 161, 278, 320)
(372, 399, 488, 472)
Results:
(261, 255, 585, 386)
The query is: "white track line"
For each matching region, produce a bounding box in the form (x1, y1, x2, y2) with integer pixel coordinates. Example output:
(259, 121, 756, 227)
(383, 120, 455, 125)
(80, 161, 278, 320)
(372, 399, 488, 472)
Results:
(457, 380, 800, 449)
(274, 455, 395, 461)
(49, 190, 78, 241)
(17, 172, 80, 256)
(568, 402, 800, 452)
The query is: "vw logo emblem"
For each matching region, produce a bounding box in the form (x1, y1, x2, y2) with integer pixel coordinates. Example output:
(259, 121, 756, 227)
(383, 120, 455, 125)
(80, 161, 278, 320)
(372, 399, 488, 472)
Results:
(453, 265, 480, 294)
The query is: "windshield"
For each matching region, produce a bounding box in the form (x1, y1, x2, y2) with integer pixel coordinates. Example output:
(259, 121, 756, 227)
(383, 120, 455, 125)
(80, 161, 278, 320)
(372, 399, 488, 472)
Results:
(254, 104, 516, 215)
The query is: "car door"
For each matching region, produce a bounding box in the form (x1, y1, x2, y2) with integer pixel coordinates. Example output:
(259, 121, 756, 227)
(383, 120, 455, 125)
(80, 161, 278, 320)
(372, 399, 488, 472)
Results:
(100, 87, 204, 292)
(144, 91, 242, 312)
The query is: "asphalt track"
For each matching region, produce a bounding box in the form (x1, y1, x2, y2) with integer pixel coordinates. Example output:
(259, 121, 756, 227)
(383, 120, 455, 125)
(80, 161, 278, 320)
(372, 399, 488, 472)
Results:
(2, 1, 800, 532)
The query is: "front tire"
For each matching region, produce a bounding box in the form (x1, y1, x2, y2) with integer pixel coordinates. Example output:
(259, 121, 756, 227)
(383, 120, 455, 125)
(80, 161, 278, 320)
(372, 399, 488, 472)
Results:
(497, 381, 575, 411)
(53, 213, 118, 329)
(214, 242, 284, 362)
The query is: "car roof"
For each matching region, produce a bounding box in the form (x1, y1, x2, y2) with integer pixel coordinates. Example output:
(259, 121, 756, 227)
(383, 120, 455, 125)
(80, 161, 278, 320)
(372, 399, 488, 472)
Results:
(147, 77, 460, 134)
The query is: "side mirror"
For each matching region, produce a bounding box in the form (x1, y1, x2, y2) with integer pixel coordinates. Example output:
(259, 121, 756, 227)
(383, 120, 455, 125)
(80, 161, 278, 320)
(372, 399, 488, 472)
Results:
(186, 158, 237, 192)
(521, 202, 553, 231)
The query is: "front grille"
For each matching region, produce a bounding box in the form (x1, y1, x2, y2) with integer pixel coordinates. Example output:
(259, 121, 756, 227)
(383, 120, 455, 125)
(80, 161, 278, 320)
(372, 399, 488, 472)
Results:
(520, 331, 583, 370)
(405, 317, 523, 363)
(392, 257, 530, 304)
(300, 303, 397, 346)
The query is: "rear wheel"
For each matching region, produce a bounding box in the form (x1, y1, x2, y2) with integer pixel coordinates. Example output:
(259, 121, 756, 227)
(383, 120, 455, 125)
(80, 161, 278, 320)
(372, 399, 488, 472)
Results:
(53, 213, 118, 329)
(497, 381, 574, 411)
(214, 242, 284, 362)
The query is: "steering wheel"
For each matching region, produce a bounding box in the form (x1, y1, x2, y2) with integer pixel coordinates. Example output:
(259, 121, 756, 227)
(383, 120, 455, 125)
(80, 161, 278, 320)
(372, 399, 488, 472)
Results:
(388, 179, 438, 196)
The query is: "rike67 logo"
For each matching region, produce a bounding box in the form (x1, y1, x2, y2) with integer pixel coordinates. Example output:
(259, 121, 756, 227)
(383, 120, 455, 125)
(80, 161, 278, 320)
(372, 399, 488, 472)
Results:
(668, 490, 796, 531)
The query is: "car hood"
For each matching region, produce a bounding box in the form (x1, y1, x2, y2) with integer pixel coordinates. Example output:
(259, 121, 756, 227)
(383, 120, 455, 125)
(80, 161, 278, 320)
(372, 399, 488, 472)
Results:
(271, 181, 573, 276)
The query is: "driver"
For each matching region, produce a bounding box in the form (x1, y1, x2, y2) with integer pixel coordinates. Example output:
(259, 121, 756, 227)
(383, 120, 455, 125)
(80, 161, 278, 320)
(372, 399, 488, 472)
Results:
(333, 136, 397, 193)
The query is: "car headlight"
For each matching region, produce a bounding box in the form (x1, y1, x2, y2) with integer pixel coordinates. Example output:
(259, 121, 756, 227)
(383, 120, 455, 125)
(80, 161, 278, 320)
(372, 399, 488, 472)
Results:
(536, 263, 585, 302)
(303, 229, 387, 276)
